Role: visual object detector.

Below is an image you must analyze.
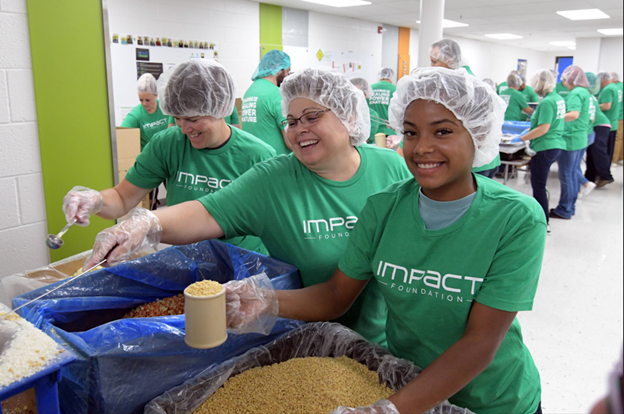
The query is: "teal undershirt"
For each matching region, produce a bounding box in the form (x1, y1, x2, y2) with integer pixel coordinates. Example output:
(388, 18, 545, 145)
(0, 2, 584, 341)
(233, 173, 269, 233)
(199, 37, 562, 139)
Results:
(419, 188, 477, 230)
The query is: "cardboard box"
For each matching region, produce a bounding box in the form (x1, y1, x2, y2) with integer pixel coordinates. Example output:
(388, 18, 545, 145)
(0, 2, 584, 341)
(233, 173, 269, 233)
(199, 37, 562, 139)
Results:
(235, 98, 242, 119)
(116, 127, 140, 161)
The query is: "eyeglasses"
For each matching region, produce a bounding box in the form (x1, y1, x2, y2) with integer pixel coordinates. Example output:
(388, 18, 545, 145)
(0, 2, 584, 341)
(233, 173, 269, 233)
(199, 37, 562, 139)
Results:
(282, 109, 331, 129)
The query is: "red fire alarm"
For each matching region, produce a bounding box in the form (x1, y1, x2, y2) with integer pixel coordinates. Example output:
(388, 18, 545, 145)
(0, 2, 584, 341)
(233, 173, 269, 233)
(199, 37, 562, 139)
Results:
(378, 26, 384, 34)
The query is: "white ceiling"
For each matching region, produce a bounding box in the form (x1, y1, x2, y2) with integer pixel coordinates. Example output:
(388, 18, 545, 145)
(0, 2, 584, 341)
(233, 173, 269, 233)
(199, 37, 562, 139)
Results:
(251, 0, 623, 52)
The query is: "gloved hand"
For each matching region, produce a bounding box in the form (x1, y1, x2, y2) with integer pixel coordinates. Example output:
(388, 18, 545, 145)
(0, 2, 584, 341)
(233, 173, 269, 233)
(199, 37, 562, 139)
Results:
(510, 128, 530, 143)
(386, 135, 402, 150)
(63, 186, 104, 227)
(224, 273, 278, 335)
(331, 399, 399, 414)
(84, 208, 162, 269)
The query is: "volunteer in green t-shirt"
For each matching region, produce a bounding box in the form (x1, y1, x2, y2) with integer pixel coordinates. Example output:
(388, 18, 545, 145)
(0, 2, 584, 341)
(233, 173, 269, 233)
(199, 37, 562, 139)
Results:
(555, 81, 571, 100)
(585, 73, 616, 188)
(84, 68, 412, 347)
(520, 76, 540, 103)
(64, 59, 274, 255)
(220, 68, 544, 414)
(370, 68, 397, 137)
(242, 50, 292, 155)
(549, 66, 591, 220)
(500, 73, 535, 121)
(512, 69, 566, 227)
(120, 73, 169, 151)
(595, 71, 620, 187)
(609, 72, 623, 164)
(429, 38, 476, 76)
(497, 80, 508, 95)
(350, 77, 383, 144)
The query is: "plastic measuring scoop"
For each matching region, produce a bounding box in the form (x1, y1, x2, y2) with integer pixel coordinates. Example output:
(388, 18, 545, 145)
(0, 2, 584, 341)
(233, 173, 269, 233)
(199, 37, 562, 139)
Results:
(46, 220, 75, 250)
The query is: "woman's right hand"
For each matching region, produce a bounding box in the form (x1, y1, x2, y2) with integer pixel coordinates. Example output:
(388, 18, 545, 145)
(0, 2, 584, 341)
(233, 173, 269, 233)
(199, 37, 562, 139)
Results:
(84, 208, 162, 269)
(63, 186, 104, 226)
(224, 273, 278, 335)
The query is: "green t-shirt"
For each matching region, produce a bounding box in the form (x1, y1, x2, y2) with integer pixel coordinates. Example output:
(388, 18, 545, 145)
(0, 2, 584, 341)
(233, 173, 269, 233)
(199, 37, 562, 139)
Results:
(121, 100, 169, 151)
(167, 116, 175, 126)
(529, 92, 566, 152)
(472, 154, 501, 173)
(339, 175, 544, 414)
(368, 106, 381, 144)
(198, 145, 412, 345)
(242, 79, 289, 155)
(615, 81, 623, 121)
(497, 82, 508, 95)
(563, 87, 591, 151)
(522, 85, 540, 103)
(599, 83, 620, 131)
(591, 96, 612, 127)
(500, 89, 530, 122)
(555, 82, 571, 101)
(370, 81, 397, 136)
(125, 126, 276, 255)
(224, 107, 240, 126)
(462, 66, 475, 76)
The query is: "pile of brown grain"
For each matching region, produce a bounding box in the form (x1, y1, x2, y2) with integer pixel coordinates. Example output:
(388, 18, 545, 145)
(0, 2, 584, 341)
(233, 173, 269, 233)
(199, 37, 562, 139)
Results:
(194, 356, 394, 414)
(123, 295, 185, 319)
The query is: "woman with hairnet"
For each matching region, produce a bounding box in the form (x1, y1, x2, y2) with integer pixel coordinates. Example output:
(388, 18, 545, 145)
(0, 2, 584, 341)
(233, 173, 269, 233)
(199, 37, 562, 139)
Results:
(370, 68, 397, 137)
(121, 73, 169, 151)
(215, 68, 545, 414)
(595, 71, 621, 186)
(241, 49, 292, 155)
(429, 39, 475, 76)
(511, 69, 566, 228)
(500, 73, 535, 121)
(63, 59, 275, 254)
(350, 77, 382, 144)
(518, 73, 540, 103)
(83, 67, 412, 347)
(549, 66, 592, 220)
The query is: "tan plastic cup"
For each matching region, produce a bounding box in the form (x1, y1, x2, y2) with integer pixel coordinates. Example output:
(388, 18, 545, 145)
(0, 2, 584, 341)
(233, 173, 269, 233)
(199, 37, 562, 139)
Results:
(375, 133, 387, 148)
(184, 286, 228, 349)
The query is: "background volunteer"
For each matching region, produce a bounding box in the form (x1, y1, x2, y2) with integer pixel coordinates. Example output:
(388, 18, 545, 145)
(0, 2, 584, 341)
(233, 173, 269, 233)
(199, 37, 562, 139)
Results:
(84, 67, 412, 346)
(121, 73, 169, 151)
(350, 77, 381, 144)
(550, 66, 591, 221)
(429, 38, 476, 76)
(519, 73, 540, 103)
(513, 69, 566, 228)
(500, 73, 535, 121)
(222, 68, 545, 414)
(65, 59, 275, 255)
(610, 72, 624, 165)
(575, 72, 602, 201)
(242, 49, 292, 155)
(169, 107, 239, 128)
(597, 72, 620, 185)
(370, 68, 397, 137)
(496, 70, 519, 95)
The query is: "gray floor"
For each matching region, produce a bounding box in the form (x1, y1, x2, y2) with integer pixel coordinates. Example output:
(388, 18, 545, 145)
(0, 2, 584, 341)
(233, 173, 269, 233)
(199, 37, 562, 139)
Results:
(501, 161, 623, 413)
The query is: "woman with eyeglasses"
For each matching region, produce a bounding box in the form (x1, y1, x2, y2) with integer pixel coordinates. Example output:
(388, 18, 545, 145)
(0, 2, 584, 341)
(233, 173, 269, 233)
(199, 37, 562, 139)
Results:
(84, 68, 412, 346)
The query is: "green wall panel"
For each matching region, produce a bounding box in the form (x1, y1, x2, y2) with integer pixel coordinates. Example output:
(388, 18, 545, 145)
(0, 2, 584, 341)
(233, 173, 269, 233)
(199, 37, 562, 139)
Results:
(27, 0, 115, 262)
(259, 3, 283, 57)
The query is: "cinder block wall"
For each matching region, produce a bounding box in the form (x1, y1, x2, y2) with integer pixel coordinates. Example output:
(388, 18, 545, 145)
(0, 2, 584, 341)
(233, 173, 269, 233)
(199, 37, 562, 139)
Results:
(0, 0, 50, 278)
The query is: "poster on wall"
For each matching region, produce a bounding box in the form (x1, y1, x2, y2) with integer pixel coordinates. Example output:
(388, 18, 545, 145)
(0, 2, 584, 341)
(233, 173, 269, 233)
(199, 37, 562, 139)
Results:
(112, 33, 218, 52)
(517, 59, 527, 79)
(286, 47, 373, 79)
(136, 62, 164, 80)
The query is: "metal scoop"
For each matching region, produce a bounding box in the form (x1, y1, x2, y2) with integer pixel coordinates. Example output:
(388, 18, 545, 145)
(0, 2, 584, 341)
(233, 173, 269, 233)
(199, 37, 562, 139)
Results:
(46, 220, 75, 250)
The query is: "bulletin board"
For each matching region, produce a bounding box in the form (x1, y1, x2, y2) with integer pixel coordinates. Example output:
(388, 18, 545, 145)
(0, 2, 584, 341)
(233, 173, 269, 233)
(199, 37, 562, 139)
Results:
(283, 46, 377, 82)
(110, 43, 217, 126)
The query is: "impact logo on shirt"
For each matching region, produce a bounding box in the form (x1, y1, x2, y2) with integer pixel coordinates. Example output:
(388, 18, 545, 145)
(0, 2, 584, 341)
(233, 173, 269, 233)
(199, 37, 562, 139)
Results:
(143, 119, 167, 129)
(500, 94, 511, 107)
(499, 86, 509, 94)
(370, 90, 391, 106)
(176, 171, 231, 194)
(302, 216, 358, 241)
(242, 97, 258, 123)
(375, 260, 484, 303)
(556, 100, 566, 119)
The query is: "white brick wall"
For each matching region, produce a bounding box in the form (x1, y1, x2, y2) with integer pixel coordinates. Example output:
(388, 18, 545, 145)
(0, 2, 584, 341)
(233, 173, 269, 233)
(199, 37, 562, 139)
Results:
(0, 1, 50, 278)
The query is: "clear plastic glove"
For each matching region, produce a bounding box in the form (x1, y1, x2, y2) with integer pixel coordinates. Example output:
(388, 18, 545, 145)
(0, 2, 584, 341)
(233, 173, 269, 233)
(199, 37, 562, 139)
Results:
(84, 208, 162, 269)
(224, 273, 278, 335)
(386, 135, 402, 150)
(510, 128, 530, 144)
(331, 399, 399, 414)
(63, 186, 104, 227)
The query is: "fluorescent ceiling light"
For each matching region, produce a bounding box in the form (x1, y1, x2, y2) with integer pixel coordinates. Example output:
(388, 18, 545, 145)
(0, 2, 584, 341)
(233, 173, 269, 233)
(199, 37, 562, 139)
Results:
(568, 46, 577, 50)
(549, 41, 576, 46)
(301, 0, 371, 7)
(416, 19, 469, 28)
(598, 28, 623, 36)
(556, 9, 610, 20)
(485, 33, 523, 40)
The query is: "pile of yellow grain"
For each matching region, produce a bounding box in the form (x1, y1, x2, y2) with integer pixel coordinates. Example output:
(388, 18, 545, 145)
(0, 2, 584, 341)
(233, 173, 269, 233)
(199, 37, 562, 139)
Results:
(194, 356, 394, 414)
(186, 280, 224, 297)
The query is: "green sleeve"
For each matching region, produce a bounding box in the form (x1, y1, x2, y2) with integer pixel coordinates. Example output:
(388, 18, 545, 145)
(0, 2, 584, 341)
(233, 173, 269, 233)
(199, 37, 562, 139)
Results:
(566, 93, 582, 112)
(535, 101, 554, 126)
(121, 112, 140, 128)
(198, 163, 269, 239)
(229, 107, 240, 125)
(600, 88, 616, 105)
(271, 93, 286, 132)
(528, 88, 540, 102)
(124, 133, 169, 189)
(338, 197, 383, 281)
(474, 208, 546, 312)
(167, 116, 175, 125)
(517, 93, 529, 110)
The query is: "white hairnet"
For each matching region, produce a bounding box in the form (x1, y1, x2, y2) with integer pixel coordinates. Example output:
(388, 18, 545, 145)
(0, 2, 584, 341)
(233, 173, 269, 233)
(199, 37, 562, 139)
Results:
(610, 72, 620, 82)
(158, 59, 236, 119)
(378, 68, 395, 81)
(350, 77, 373, 99)
(507, 73, 523, 89)
(597, 71, 613, 81)
(586, 72, 601, 96)
(562, 66, 590, 88)
(430, 39, 464, 70)
(281, 67, 370, 146)
(389, 67, 505, 168)
(529, 69, 557, 96)
(482, 78, 496, 91)
(137, 73, 158, 95)
(252, 50, 291, 81)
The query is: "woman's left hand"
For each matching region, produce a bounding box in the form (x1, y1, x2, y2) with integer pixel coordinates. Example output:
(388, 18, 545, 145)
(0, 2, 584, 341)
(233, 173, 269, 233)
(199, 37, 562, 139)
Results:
(331, 399, 399, 414)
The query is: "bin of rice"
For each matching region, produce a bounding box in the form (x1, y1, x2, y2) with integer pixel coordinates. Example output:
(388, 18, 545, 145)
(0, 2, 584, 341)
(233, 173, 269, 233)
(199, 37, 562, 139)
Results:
(184, 281, 227, 349)
(145, 322, 473, 414)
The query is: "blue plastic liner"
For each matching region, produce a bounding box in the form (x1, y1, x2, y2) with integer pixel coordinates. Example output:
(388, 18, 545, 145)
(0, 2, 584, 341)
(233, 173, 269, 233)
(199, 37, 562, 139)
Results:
(502, 121, 531, 135)
(14, 240, 303, 414)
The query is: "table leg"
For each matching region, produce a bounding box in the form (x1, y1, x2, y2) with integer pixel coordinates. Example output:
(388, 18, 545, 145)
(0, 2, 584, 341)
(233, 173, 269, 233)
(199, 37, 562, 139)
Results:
(504, 164, 510, 185)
